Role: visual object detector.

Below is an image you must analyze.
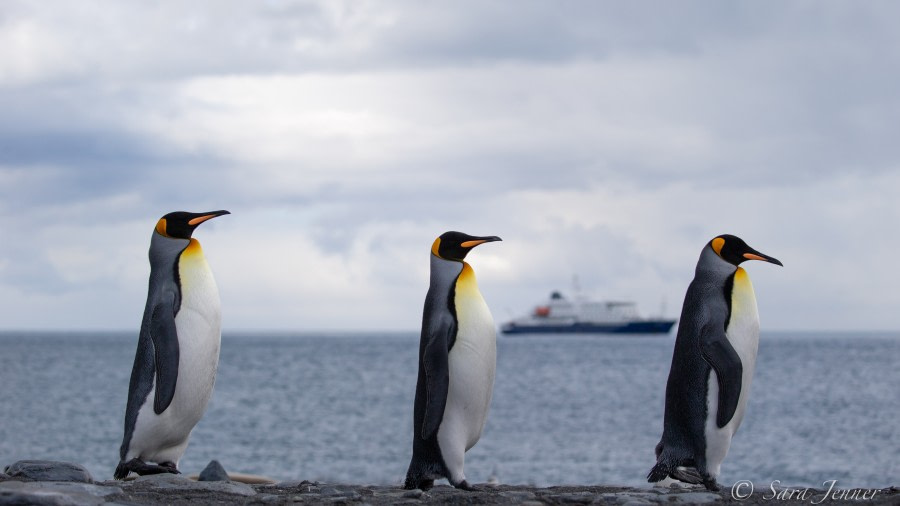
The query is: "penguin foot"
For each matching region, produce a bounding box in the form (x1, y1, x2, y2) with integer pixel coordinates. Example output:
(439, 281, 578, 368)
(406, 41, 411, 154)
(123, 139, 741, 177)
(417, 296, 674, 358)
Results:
(403, 476, 434, 491)
(453, 479, 477, 491)
(703, 477, 720, 491)
(671, 466, 704, 485)
(115, 458, 180, 479)
(159, 461, 180, 474)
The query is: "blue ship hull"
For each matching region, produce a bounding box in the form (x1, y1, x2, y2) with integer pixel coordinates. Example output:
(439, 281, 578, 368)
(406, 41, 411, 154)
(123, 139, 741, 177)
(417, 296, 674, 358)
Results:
(501, 319, 676, 335)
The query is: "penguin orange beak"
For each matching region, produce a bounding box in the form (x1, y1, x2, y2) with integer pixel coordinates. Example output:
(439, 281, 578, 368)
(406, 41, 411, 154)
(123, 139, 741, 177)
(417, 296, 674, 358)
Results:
(188, 210, 231, 226)
(743, 252, 783, 266)
(461, 236, 502, 248)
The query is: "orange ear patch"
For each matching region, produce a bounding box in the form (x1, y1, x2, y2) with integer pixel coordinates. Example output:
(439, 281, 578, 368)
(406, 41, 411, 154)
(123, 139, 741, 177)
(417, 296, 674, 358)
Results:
(155, 219, 167, 236)
(711, 237, 725, 255)
(431, 237, 442, 256)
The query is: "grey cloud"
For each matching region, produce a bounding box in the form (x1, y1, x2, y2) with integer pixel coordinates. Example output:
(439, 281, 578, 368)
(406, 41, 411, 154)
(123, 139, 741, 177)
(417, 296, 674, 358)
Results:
(2, 1, 900, 330)
(4, 2, 895, 79)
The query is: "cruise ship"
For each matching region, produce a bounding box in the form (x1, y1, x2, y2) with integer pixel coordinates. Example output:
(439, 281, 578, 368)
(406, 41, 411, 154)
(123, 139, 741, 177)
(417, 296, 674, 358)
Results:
(501, 291, 676, 335)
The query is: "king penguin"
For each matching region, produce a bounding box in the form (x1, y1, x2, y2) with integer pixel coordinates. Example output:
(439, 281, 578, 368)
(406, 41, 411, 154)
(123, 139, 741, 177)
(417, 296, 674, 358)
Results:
(648, 234, 782, 491)
(114, 210, 230, 480)
(404, 231, 502, 491)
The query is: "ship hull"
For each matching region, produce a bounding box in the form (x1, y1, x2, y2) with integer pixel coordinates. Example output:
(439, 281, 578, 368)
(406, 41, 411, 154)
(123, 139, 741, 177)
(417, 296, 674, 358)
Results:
(500, 320, 676, 335)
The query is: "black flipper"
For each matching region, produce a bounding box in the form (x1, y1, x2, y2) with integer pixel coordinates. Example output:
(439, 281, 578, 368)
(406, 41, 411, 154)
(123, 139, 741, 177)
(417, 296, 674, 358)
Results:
(421, 319, 455, 440)
(699, 325, 743, 428)
(149, 294, 180, 415)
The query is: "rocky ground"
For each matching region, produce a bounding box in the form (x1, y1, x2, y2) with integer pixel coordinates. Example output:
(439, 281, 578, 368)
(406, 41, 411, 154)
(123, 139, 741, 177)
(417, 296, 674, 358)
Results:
(2, 460, 897, 505)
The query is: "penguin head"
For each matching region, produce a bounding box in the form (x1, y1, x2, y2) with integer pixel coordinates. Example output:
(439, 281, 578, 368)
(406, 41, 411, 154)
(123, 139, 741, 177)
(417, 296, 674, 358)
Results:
(709, 234, 783, 267)
(431, 231, 502, 261)
(155, 210, 230, 239)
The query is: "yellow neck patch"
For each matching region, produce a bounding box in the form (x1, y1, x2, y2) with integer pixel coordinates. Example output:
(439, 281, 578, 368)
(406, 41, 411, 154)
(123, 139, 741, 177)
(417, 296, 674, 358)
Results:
(456, 262, 478, 294)
(181, 238, 203, 258)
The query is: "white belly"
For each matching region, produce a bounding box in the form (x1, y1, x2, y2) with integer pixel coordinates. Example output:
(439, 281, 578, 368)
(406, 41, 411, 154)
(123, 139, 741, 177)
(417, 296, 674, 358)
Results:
(129, 240, 222, 464)
(437, 264, 497, 482)
(444, 314, 496, 450)
(705, 268, 759, 477)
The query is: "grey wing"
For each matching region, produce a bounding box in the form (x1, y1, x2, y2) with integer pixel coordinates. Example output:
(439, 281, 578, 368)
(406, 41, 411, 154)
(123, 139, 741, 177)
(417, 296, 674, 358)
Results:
(699, 322, 743, 428)
(421, 313, 455, 440)
(149, 292, 180, 415)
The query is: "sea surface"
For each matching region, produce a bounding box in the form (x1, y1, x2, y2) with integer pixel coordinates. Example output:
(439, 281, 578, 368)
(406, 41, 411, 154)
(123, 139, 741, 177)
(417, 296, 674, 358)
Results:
(0, 331, 897, 488)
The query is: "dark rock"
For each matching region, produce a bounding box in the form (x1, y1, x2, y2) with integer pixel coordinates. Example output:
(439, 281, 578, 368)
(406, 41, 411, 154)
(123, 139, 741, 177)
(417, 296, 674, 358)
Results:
(671, 491, 720, 503)
(190, 480, 258, 496)
(3, 461, 93, 483)
(271, 479, 317, 489)
(555, 491, 596, 503)
(320, 485, 360, 498)
(198, 460, 229, 482)
(0, 481, 118, 505)
(499, 490, 535, 501)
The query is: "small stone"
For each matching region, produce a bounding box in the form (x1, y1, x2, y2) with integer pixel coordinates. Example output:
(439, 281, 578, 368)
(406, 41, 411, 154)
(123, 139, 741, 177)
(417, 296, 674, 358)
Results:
(255, 494, 283, 503)
(402, 488, 425, 498)
(4, 460, 94, 483)
(198, 460, 229, 481)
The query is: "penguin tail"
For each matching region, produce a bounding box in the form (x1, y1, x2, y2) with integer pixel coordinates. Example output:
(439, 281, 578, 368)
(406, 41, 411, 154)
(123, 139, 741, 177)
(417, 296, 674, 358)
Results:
(648, 441, 673, 483)
(647, 459, 705, 485)
(647, 461, 671, 483)
(404, 454, 442, 491)
(648, 443, 700, 484)
(114, 461, 129, 480)
(403, 463, 435, 491)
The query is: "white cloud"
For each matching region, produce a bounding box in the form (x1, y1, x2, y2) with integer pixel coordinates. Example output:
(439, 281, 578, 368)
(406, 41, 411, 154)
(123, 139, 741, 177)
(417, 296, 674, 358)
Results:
(0, 19, 79, 85)
(1, 1, 899, 331)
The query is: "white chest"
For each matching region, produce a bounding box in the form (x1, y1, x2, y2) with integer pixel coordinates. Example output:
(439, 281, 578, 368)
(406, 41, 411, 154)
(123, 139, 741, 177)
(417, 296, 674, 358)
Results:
(172, 240, 222, 414)
(704, 268, 760, 476)
(444, 263, 497, 449)
(725, 267, 760, 421)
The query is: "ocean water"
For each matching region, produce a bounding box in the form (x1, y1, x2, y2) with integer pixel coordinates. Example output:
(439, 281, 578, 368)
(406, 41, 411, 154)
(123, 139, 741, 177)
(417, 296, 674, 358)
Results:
(0, 331, 896, 488)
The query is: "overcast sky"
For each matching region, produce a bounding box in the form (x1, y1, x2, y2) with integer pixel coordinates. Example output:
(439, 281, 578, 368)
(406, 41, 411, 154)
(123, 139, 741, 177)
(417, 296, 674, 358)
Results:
(1, 1, 898, 332)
